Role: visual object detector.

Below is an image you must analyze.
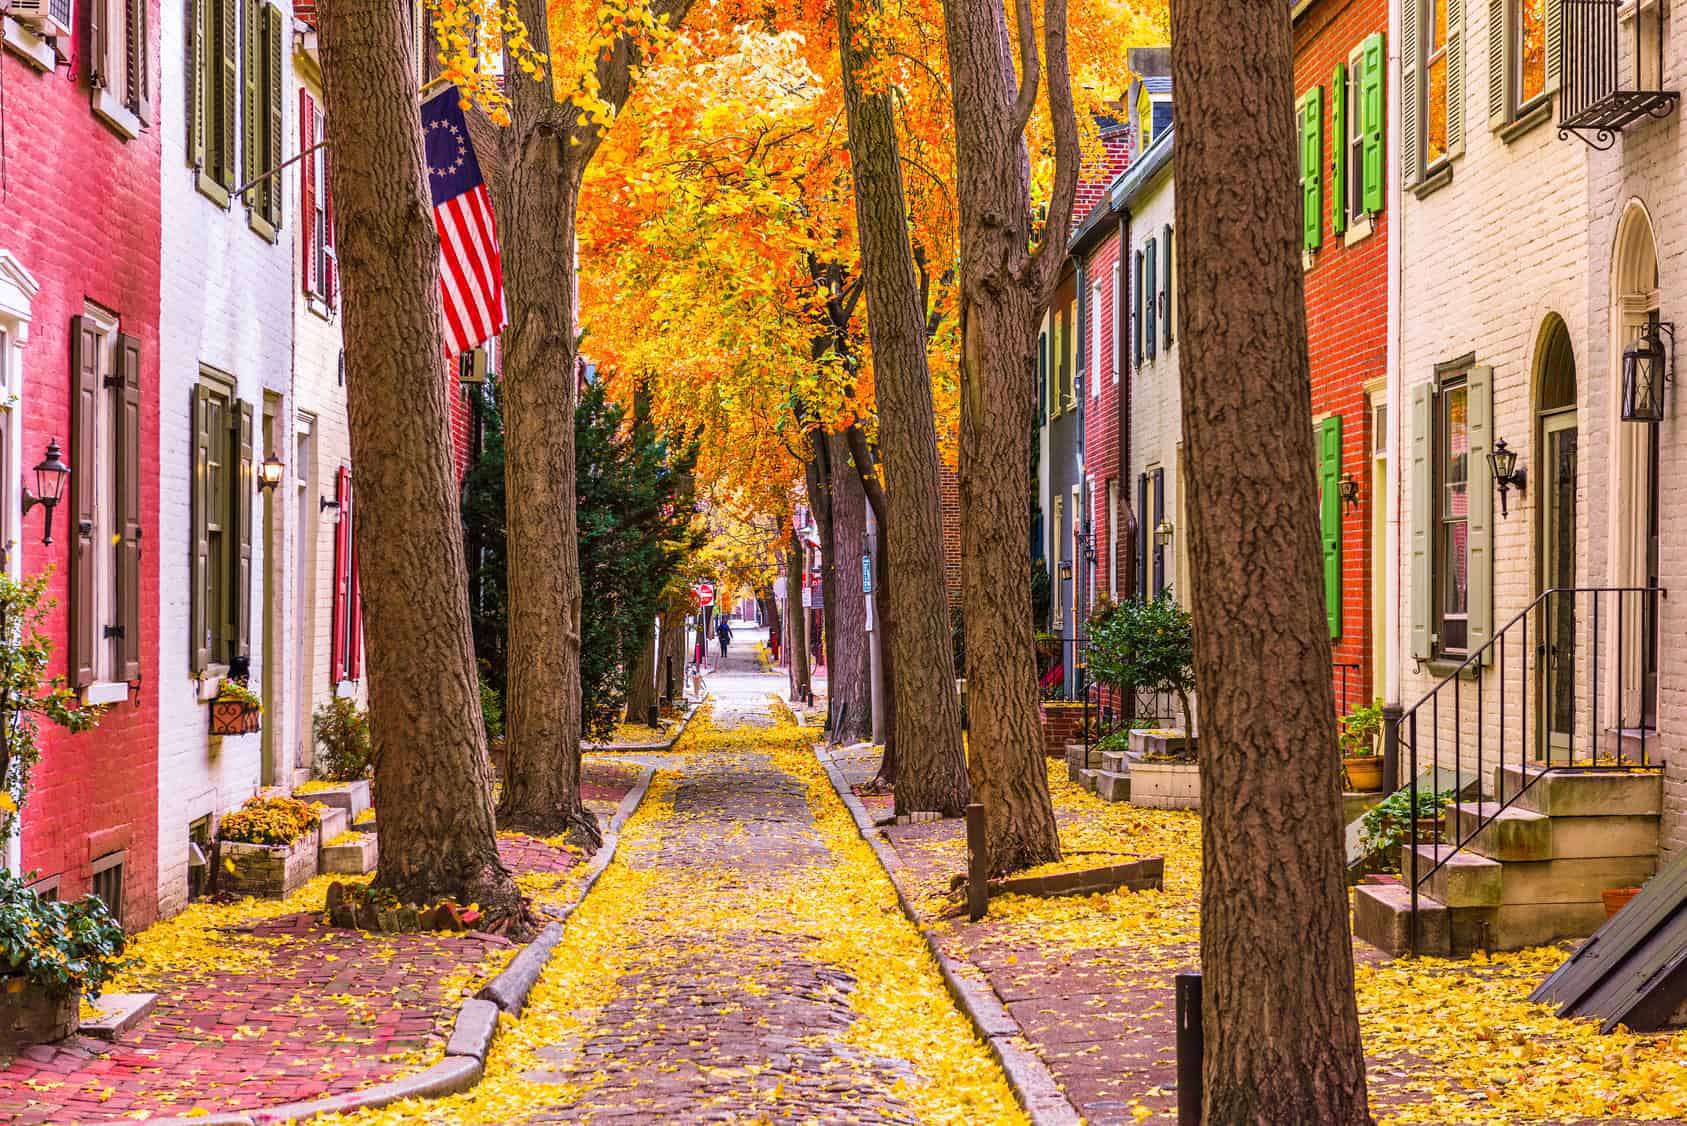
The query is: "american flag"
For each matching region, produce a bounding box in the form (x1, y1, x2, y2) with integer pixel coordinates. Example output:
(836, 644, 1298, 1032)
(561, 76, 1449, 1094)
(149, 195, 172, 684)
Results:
(422, 87, 506, 355)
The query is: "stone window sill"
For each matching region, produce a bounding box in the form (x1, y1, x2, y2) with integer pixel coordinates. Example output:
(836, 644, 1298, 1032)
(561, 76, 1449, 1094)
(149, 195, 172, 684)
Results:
(1412, 163, 1454, 200)
(1499, 99, 1553, 144)
(82, 681, 129, 706)
(91, 88, 141, 141)
(2, 18, 56, 71)
(1343, 212, 1376, 248)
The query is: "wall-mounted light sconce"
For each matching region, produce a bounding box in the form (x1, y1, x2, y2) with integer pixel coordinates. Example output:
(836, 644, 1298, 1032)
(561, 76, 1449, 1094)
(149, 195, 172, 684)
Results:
(1338, 473, 1361, 513)
(21, 438, 70, 546)
(1058, 559, 1073, 582)
(1154, 519, 1175, 548)
(1488, 438, 1526, 518)
(1621, 319, 1675, 422)
(257, 453, 285, 492)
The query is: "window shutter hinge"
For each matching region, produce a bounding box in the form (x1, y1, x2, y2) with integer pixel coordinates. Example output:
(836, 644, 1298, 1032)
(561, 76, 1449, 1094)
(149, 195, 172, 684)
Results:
(103, 625, 125, 640)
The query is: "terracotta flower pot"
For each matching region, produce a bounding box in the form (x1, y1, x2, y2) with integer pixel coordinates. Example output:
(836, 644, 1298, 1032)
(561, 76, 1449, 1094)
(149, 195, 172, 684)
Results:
(1603, 886, 1642, 919)
(1412, 816, 1442, 845)
(1344, 755, 1384, 792)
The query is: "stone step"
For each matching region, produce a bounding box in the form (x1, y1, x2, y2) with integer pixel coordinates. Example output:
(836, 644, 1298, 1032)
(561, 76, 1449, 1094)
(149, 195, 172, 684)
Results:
(1449, 802, 1551, 861)
(1354, 882, 1611, 956)
(1407, 845, 1502, 908)
(1353, 883, 1451, 956)
(1094, 770, 1130, 802)
(1495, 764, 1662, 817)
(1606, 726, 1666, 767)
(1491, 854, 1657, 905)
(1077, 768, 1100, 794)
(1101, 749, 1132, 774)
(1547, 813, 1659, 859)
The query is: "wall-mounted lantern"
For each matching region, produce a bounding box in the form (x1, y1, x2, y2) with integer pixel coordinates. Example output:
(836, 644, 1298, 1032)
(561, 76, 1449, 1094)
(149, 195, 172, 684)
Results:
(1338, 473, 1361, 513)
(257, 453, 285, 492)
(1621, 320, 1675, 422)
(1488, 438, 1526, 518)
(1154, 519, 1175, 548)
(21, 438, 70, 545)
(1058, 559, 1073, 582)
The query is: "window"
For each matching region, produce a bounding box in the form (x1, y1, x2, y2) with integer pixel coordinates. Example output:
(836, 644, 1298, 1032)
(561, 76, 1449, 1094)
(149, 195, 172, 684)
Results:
(1517, 0, 1548, 105)
(1427, 0, 1451, 163)
(69, 312, 142, 698)
(1111, 260, 1123, 383)
(1405, 0, 1464, 187)
(90, 851, 125, 925)
(189, 0, 239, 203)
(301, 90, 338, 308)
(1144, 237, 1158, 357)
(1410, 364, 1493, 663)
(1089, 279, 1104, 397)
(187, 816, 212, 901)
(89, 0, 150, 137)
(1058, 300, 1074, 407)
(1490, 0, 1560, 129)
(1132, 250, 1144, 366)
(1297, 86, 1324, 253)
(190, 372, 254, 675)
(1107, 479, 1118, 601)
(243, 0, 285, 237)
(1051, 495, 1064, 628)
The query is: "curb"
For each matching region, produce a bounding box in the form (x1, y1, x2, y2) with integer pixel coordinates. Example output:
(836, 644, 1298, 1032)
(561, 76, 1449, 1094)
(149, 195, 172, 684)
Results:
(584, 703, 704, 754)
(815, 747, 1083, 1126)
(134, 764, 659, 1126)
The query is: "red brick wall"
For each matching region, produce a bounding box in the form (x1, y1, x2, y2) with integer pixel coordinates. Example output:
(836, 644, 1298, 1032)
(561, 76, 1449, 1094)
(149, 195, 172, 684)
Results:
(4, 12, 164, 925)
(448, 372, 473, 482)
(1294, 0, 1388, 717)
(1073, 127, 1133, 232)
(1082, 223, 1126, 612)
(1040, 702, 1089, 758)
(939, 462, 961, 607)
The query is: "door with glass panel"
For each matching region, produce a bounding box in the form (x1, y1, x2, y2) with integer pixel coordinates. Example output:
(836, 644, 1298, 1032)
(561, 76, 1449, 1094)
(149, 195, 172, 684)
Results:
(1539, 412, 1577, 759)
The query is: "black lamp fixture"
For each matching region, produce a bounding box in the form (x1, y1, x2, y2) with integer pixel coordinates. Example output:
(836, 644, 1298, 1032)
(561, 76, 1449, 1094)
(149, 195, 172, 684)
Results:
(257, 453, 285, 492)
(319, 495, 342, 522)
(21, 438, 70, 546)
(1488, 438, 1526, 518)
(1080, 520, 1098, 565)
(1621, 320, 1675, 423)
(1338, 473, 1361, 513)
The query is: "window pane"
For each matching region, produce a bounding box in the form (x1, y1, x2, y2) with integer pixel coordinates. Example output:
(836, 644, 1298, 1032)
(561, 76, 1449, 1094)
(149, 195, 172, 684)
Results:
(1426, 0, 1450, 164)
(1440, 383, 1469, 651)
(1519, 0, 1547, 105)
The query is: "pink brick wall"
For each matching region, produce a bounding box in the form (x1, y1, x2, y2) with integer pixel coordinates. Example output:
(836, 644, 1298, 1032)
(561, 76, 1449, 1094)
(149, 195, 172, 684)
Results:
(1295, 0, 1388, 717)
(1083, 223, 1126, 610)
(3, 12, 164, 925)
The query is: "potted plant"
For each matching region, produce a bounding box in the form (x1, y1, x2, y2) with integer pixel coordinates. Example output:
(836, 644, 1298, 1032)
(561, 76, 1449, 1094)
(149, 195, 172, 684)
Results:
(1340, 700, 1385, 792)
(217, 795, 322, 899)
(1358, 788, 1454, 870)
(0, 870, 126, 1050)
(210, 679, 262, 736)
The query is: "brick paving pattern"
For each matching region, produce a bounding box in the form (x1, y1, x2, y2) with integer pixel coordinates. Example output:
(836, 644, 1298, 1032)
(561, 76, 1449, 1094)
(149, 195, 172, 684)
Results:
(0, 760, 640, 1125)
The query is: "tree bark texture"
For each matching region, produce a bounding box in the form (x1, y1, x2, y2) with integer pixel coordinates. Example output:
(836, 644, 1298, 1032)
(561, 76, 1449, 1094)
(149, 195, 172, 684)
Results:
(786, 535, 811, 704)
(940, 0, 1078, 868)
(659, 603, 685, 702)
(316, 0, 524, 923)
(837, 0, 968, 813)
(624, 618, 659, 723)
(804, 450, 840, 727)
(1170, 4, 1374, 1121)
(846, 426, 898, 787)
(826, 432, 873, 743)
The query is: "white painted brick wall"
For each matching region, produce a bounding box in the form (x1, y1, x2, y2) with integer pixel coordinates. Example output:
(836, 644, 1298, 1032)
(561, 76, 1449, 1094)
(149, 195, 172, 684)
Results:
(1126, 168, 1185, 601)
(156, 0, 297, 917)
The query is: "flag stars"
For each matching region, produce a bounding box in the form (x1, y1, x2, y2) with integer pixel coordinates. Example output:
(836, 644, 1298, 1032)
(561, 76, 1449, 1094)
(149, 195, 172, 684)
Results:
(426, 120, 468, 180)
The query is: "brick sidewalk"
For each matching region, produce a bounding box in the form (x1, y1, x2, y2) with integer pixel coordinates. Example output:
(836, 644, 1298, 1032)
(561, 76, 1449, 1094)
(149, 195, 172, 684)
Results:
(0, 760, 640, 1125)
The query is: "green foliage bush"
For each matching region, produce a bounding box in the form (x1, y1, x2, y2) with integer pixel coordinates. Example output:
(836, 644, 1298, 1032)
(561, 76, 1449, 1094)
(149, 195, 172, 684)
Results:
(1086, 594, 1197, 734)
(480, 675, 504, 743)
(313, 697, 372, 781)
(1340, 699, 1384, 758)
(1358, 788, 1453, 864)
(0, 870, 126, 998)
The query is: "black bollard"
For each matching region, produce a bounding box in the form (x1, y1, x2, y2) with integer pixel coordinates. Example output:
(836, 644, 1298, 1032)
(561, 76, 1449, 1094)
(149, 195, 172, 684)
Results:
(1176, 972, 1203, 1125)
(965, 803, 989, 921)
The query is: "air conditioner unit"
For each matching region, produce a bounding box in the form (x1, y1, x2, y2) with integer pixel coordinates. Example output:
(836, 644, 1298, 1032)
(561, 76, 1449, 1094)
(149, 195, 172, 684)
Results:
(458, 348, 488, 384)
(9, 0, 73, 40)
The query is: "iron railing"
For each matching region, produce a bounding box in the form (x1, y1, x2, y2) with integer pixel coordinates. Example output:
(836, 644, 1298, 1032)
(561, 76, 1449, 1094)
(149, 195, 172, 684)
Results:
(1335, 661, 1363, 718)
(1399, 586, 1665, 955)
(1559, 0, 1679, 149)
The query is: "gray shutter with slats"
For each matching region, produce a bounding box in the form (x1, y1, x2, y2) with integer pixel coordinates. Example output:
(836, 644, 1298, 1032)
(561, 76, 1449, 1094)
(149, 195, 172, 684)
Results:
(1488, 0, 1509, 128)
(1545, 0, 1562, 94)
(1409, 381, 1432, 660)
(189, 0, 207, 169)
(69, 318, 100, 690)
(1145, 237, 1157, 360)
(220, 0, 238, 190)
(235, 400, 254, 659)
(1402, 0, 1421, 185)
(263, 3, 284, 228)
(1161, 224, 1173, 347)
(190, 385, 212, 673)
(117, 335, 142, 681)
(1132, 250, 1143, 365)
(1466, 365, 1494, 657)
(1152, 468, 1166, 596)
(1136, 473, 1148, 599)
(1448, 0, 1466, 157)
(242, 0, 260, 193)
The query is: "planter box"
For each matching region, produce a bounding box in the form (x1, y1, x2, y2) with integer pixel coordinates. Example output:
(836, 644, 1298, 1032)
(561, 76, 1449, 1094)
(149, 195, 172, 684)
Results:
(315, 804, 348, 844)
(0, 978, 78, 1051)
(1128, 729, 1195, 759)
(1040, 701, 1090, 758)
(210, 700, 261, 736)
(217, 830, 320, 899)
(1130, 761, 1201, 810)
(321, 832, 378, 876)
(296, 778, 371, 819)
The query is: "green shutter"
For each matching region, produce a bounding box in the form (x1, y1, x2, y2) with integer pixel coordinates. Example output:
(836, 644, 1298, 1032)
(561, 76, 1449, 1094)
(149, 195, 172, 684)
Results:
(1402, 0, 1421, 185)
(1362, 33, 1386, 213)
(1448, 0, 1466, 157)
(191, 385, 212, 674)
(1331, 64, 1348, 236)
(1321, 416, 1344, 640)
(242, 0, 260, 193)
(1488, 0, 1509, 128)
(1144, 238, 1157, 359)
(1466, 365, 1494, 657)
(1409, 382, 1432, 661)
(1300, 87, 1323, 252)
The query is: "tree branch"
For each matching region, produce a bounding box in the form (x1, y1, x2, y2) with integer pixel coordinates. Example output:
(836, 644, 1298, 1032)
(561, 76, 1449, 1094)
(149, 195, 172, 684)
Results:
(1010, 0, 1041, 135)
(1026, 0, 1080, 297)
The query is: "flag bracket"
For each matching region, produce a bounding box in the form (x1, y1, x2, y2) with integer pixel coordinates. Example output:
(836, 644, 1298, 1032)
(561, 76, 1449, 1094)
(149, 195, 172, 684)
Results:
(233, 140, 329, 201)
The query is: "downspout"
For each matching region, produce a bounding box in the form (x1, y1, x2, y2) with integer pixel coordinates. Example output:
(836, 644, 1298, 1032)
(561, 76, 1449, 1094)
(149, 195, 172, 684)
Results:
(1119, 209, 1133, 597)
(1385, 0, 1404, 711)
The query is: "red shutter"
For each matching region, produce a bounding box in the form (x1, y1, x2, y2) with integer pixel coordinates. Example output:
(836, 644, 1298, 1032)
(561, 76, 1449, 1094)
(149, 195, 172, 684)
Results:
(340, 476, 357, 678)
(329, 465, 349, 681)
(300, 88, 316, 296)
(322, 125, 338, 308)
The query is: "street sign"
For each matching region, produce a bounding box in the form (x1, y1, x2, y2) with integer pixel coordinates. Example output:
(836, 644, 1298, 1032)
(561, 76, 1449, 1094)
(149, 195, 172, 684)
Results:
(695, 582, 715, 607)
(862, 553, 873, 594)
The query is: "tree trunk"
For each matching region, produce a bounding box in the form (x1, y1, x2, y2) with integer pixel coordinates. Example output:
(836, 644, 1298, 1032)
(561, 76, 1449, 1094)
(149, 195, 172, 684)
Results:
(837, 0, 967, 814)
(826, 433, 873, 743)
(1170, 4, 1373, 1121)
(659, 603, 684, 703)
(940, 0, 1080, 869)
(787, 535, 811, 704)
(805, 449, 840, 729)
(316, 0, 526, 925)
(624, 618, 659, 724)
(845, 426, 898, 788)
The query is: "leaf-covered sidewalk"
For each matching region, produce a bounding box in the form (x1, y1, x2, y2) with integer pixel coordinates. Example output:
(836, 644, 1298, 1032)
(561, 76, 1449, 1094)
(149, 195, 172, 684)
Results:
(0, 760, 640, 1125)
(836, 749, 1687, 1124)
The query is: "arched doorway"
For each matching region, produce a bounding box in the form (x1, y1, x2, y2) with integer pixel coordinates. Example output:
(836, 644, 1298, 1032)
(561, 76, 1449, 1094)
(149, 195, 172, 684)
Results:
(1534, 316, 1577, 756)
(1611, 203, 1661, 732)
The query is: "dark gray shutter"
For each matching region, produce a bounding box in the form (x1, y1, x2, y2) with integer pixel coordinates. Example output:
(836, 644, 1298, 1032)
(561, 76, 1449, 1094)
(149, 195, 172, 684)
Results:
(220, 0, 238, 190)
(126, 0, 150, 123)
(235, 400, 254, 659)
(117, 335, 142, 681)
(190, 385, 211, 673)
(263, 3, 284, 227)
(88, 0, 106, 89)
(1162, 224, 1174, 346)
(241, 0, 259, 193)
(1132, 250, 1143, 365)
(1135, 473, 1148, 598)
(69, 318, 100, 690)
(1144, 237, 1158, 360)
(1152, 467, 1166, 596)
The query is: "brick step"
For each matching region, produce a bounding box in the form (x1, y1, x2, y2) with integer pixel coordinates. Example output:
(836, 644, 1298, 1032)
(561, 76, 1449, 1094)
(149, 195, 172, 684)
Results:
(1494, 764, 1661, 817)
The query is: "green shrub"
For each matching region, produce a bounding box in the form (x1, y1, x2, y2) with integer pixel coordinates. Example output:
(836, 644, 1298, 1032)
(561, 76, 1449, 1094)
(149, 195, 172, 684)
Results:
(1086, 594, 1197, 735)
(1358, 788, 1453, 864)
(1340, 699, 1384, 758)
(0, 869, 126, 998)
(313, 697, 372, 781)
(479, 676, 504, 742)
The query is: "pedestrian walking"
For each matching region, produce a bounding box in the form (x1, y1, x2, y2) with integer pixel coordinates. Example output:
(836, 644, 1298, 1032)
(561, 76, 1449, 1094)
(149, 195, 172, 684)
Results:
(716, 616, 733, 660)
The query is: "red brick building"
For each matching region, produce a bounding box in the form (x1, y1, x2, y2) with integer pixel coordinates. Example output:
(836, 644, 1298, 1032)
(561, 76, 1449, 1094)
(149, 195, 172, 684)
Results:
(1, 2, 162, 924)
(1294, 0, 1389, 718)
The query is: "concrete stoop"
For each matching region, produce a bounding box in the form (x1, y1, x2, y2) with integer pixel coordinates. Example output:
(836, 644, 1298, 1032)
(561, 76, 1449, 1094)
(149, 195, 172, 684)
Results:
(1355, 766, 1662, 956)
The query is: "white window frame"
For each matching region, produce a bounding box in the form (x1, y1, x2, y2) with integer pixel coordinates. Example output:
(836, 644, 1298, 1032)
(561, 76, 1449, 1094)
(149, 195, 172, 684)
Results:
(1107, 478, 1118, 601)
(78, 306, 129, 702)
(90, 0, 144, 139)
(0, 251, 33, 874)
(1089, 279, 1104, 398)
